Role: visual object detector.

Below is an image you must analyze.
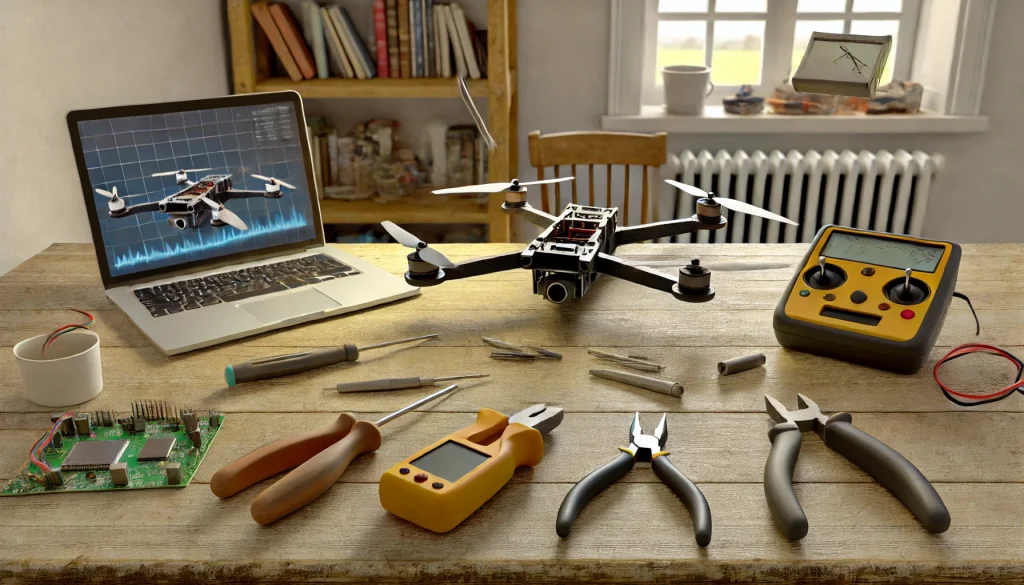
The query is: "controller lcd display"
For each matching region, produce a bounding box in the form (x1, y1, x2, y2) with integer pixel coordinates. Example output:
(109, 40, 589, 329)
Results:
(412, 441, 491, 483)
(822, 231, 944, 273)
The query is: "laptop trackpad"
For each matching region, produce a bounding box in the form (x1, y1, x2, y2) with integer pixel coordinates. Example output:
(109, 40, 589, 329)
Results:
(238, 288, 342, 325)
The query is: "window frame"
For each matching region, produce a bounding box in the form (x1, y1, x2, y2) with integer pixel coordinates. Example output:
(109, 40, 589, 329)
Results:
(640, 0, 921, 105)
(608, 0, 997, 120)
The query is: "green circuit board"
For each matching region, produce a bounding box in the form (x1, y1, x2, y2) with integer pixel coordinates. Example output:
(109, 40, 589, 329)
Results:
(1, 403, 224, 496)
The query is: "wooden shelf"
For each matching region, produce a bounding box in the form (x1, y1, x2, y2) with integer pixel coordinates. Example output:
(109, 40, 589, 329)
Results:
(254, 77, 489, 99)
(319, 195, 488, 225)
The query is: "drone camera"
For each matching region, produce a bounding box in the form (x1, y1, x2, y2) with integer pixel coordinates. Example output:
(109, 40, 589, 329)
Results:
(541, 277, 575, 304)
(170, 217, 189, 230)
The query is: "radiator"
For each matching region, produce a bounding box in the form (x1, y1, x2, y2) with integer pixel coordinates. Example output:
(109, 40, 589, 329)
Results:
(667, 150, 944, 244)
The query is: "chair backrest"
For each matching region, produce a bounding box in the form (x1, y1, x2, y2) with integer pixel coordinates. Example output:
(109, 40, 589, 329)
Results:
(527, 131, 668, 225)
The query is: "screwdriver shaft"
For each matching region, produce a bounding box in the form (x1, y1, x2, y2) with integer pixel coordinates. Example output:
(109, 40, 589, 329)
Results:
(375, 384, 460, 426)
(430, 373, 490, 383)
(358, 333, 439, 352)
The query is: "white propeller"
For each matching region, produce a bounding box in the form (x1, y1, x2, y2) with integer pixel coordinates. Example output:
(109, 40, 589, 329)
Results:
(433, 176, 575, 195)
(152, 168, 212, 177)
(381, 221, 454, 268)
(252, 174, 297, 189)
(664, 179, 799, 226)
(200, 197, 248, 231)
(95, 186, 119, 199)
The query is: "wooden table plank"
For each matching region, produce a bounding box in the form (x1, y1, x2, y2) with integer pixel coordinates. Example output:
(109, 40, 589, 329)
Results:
(2, 243, 1023, 584)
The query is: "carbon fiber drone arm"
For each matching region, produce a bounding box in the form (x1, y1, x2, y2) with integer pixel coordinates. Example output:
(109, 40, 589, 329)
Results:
(110, 201, 161, 218)
(594, 252, 677, 294)
(221, 189, 278, 201)
(615, 217, 723, 246)
(502, 202, 558, 229)
(443, 251, 524, 280)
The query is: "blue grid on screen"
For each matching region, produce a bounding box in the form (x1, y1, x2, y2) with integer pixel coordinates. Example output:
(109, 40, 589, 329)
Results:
(77, 103, 317, 278)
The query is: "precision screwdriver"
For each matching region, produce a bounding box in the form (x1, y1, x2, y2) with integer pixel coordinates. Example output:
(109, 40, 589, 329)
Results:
(337, 373, 490, 393)
(211, 383, 462, 525)
(225, 334, 439, 386)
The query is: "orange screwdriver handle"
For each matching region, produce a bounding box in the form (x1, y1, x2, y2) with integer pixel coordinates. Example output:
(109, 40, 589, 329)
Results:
(250, 420, 383, 525)
(210, 413, 358, 499)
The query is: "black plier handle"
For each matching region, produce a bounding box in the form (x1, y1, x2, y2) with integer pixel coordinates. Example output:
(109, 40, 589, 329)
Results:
(765, 414, 951, 540)
(556, 449, 712, 546)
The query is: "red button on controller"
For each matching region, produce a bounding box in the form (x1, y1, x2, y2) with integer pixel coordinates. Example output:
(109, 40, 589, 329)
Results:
(878, 303, 890, 311)
(900, 309, 915, 319)
(414, 473, 428, 483)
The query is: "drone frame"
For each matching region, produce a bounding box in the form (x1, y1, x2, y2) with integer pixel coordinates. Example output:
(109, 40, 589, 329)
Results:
(399, 184, 728, 303)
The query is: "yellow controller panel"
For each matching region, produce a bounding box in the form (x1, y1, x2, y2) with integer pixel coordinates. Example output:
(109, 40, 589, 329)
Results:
(773, 225, 961, 374)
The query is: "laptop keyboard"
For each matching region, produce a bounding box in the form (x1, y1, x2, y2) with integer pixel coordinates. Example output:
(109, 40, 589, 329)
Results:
(133, 254, 360, 318)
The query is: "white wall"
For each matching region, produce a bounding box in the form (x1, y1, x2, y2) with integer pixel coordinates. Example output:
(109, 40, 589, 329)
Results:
(0, 0, 229, 275)
(516, 0, 1024, 243)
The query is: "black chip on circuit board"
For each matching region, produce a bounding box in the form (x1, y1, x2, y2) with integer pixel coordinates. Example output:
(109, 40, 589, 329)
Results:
(137, 437, 176, 462)
(61, 440, 130, 470)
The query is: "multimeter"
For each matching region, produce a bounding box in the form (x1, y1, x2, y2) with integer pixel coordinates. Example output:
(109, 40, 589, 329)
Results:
(379, 404, 563, 533)
(773, 225, 962, 374)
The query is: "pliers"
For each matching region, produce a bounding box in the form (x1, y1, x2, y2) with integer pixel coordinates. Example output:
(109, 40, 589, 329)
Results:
(764, 393, 950, 540)
(555, 413, 712, 546)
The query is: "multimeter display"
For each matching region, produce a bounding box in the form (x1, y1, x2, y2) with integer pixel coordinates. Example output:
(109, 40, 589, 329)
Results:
(411, 440, 491, 482)
(822, 232, 944, 273)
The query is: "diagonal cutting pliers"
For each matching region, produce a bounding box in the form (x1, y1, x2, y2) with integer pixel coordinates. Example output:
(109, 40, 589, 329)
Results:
(555, 413, 712, 546)
(764, 393, 950, 540)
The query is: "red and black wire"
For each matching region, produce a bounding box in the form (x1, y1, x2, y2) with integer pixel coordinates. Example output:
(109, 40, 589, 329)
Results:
(30, 413, 73, 476)
(42, 308, 95, 354)
(934, 343, 1024, 407)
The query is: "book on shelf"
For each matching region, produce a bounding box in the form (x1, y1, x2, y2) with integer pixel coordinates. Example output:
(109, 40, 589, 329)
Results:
(299, 1, 329, 79)
(251, 2, 303, 82)
(386, 0, 400, 78)
(269, 3, 316, 79)
(411, 0, 423, 77)
(397, 0, 411, 77)
(321, 5, 355, 78)
(254, 1, 487, 81)
(373, 0, 390, 78)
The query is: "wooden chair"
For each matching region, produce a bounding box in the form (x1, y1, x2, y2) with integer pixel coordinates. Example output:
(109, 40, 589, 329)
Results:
(527, 131, 668, 226)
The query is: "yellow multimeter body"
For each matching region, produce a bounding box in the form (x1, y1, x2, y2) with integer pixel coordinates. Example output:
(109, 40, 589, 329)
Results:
(379, 408, 546, 533)
(773, 225, 961, 374)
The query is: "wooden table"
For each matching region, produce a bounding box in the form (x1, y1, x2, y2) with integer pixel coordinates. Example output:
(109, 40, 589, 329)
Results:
(2, 242, 1024, 584)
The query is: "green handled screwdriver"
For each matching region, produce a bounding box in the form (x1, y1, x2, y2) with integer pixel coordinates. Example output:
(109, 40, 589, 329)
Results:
(225, 334, 438, 387)
(336, 373, 489, 393)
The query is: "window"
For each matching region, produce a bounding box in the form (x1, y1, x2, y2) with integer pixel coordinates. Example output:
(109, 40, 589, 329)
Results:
(641, 0, 920, 105)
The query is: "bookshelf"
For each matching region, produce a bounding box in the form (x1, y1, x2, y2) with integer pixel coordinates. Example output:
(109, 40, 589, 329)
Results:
(226, 0, 518, 242)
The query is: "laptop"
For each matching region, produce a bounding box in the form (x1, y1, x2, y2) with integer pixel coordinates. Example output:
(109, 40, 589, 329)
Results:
(67, 91, 418, 355)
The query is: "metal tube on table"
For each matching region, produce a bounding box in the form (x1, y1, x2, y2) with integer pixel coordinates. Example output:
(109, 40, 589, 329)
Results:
(375, 384, 461, 427)
(589, 368, 683, 398)
(717, 353, 766, 376)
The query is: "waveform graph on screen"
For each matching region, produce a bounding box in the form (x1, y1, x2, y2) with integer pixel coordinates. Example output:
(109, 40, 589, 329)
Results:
(111, 208, 310, 273)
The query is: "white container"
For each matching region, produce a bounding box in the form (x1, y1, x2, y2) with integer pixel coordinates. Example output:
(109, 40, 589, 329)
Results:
(13, 330, 103, 407)
(662, 65, 715, 115)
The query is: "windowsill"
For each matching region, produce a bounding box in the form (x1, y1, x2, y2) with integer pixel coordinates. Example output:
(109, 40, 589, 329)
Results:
(601, 105, 990, 134)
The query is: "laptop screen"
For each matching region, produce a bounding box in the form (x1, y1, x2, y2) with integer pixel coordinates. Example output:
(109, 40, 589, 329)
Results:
(68, 93, 321, 286)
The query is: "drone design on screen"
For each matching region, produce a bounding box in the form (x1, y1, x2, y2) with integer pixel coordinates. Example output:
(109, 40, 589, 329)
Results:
(381, 78, 800, 305)
(95, 169, 296, 232)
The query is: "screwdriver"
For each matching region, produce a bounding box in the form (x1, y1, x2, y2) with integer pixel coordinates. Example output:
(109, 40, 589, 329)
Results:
(224, 334, 438, 386)
(337, 373, 490, 393)
(211, 383, 461, 525)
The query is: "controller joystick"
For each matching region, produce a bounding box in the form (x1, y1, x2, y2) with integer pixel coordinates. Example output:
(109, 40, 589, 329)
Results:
(803, 255, 847, 290)
(885, 268, 929, 305)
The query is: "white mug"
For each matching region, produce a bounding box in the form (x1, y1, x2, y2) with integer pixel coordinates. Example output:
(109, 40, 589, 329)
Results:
(662, 65, 715, 115)
(14, 330, 103, 407)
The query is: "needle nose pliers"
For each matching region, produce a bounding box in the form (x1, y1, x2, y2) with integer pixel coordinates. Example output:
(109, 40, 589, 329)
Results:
(764, 393, 950, 540)
(555, 413, 712, 546)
